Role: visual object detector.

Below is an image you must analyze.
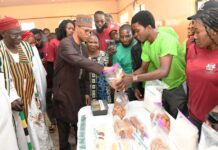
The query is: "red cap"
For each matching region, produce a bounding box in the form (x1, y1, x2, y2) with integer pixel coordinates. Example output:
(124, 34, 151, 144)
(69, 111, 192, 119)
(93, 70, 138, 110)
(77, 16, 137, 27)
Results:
(0, 16, 20, 31)
(108, 24, 119, 33)
(21, 31, 34, 41)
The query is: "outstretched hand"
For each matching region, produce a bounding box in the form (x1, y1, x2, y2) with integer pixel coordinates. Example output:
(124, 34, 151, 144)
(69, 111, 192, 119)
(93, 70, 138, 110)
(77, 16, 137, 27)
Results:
(115, 74, 133, 92)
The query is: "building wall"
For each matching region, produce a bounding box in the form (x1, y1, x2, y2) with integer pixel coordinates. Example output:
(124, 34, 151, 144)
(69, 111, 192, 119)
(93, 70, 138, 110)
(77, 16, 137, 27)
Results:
(117, 0, 196, 43)
(0, 0, 196, 43)
(0, 0, 118, 31)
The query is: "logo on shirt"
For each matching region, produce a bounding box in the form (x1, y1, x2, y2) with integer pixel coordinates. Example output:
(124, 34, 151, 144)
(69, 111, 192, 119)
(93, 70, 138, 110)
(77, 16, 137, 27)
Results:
(205, 63, 216, 73)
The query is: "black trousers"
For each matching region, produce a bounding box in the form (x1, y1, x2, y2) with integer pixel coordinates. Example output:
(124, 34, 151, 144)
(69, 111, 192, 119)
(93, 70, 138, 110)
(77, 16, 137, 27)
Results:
(47, 62, 54, 88)
(46, 88, 56, 125)
(126, 88, 136, 101)
(162, 83, 188, 118)
(57, 119, 77, 150)
(46, 62, 56, 124)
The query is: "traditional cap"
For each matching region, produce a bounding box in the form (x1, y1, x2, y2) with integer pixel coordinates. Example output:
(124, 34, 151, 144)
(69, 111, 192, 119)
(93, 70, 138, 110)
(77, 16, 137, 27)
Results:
(187, 0, 218, 20)
(21, 31, 34, 41)
(76, 14, 92, 28)
(0, 16, 20, 31)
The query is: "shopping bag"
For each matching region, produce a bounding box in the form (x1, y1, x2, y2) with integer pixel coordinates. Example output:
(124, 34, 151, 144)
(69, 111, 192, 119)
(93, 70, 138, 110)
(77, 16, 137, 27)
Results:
(144, 80, 168, 112)
(198, 123, 218, 150)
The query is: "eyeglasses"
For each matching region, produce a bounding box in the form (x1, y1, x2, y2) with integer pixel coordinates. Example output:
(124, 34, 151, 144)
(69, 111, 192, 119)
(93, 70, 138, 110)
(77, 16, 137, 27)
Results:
(9, 32, 21, 39)
(79, 26, 92, 34)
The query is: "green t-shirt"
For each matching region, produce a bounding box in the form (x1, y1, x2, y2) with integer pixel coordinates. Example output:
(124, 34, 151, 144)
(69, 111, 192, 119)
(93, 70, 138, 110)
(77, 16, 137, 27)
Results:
(158, 26, 179, 39)
(141, 32, 185, 89)
(158, 26, 186, 69)
(112, 39, 137, 74)
(180, 39, 188, 68)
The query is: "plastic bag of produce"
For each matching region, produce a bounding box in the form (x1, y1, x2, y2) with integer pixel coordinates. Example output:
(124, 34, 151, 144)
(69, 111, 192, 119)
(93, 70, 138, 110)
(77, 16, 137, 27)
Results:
(112, 91, 129, 119)
(103, 63, 124, 90)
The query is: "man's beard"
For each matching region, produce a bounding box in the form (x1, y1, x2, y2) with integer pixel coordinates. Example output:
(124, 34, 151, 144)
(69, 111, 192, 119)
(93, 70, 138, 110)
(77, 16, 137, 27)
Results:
(122, 39, 133, 48)
(122, 43, 131, 48)
(96, 24, 107, 33)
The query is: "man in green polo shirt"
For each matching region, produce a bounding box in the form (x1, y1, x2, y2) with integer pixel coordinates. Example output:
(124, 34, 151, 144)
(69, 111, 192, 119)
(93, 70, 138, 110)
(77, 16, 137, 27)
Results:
(112, 24, 137, 101)
(117, 11, 187, 118)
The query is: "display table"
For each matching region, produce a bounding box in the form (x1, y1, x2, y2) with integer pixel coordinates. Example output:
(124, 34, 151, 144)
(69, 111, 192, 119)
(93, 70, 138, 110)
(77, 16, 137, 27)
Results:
(77, 101, 178, 150)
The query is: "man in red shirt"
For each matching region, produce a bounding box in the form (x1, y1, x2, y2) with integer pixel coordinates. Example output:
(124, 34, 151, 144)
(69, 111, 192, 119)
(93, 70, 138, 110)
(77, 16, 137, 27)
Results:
(94, 11, 112, 51)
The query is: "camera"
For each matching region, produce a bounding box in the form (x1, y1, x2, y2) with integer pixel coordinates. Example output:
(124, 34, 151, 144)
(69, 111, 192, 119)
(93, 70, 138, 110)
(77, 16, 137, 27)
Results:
(106, 39, 116, 46)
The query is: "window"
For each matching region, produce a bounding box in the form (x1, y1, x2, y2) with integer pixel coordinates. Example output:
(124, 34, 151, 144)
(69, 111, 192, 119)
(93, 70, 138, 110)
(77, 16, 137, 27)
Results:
(20, 22, 35, 31)
(120, 12, 129, 24)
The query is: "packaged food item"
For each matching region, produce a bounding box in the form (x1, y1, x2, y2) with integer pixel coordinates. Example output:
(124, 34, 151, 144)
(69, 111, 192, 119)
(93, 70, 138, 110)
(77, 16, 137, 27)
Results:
(93, 126, 106, 150)
(113, 118, 133, 139)
(114, 119, 125, 139)
(150, 138, 169, 150)
(112, 92, 129, 119)
(91, 100, 108, 116)
(103, 63, 124, 90)
(150, 103, 170, 135)
(150, 103, 170, 149)
(130, 116, 148, 138)
(114, 91, 129, 107)
(104, 64, 129, 119)
(123, 119, 133, 139)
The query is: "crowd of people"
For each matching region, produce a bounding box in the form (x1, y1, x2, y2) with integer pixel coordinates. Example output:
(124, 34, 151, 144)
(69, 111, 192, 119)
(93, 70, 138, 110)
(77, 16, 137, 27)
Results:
(0, 0, 218, 149)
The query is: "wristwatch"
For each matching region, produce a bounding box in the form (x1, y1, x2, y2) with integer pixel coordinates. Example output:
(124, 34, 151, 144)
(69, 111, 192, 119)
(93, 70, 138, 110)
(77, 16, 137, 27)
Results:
(132, 75, 138, 82)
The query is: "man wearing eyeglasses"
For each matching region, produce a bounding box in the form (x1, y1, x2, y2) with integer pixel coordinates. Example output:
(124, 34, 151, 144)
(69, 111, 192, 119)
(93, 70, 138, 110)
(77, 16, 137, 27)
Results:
(53, 14, 112, 150)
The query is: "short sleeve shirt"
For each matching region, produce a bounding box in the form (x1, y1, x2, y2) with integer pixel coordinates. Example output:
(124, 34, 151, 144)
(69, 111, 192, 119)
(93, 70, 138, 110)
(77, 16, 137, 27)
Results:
(186, 43, 218, 122)
(112, 39, 137, 74)
(141, 32, 185, 89)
